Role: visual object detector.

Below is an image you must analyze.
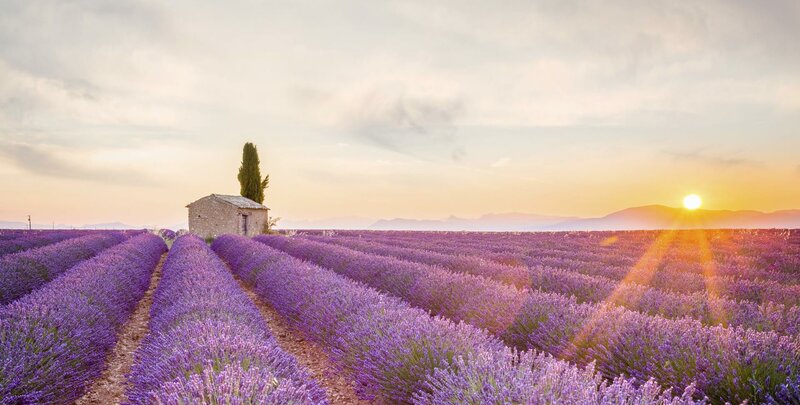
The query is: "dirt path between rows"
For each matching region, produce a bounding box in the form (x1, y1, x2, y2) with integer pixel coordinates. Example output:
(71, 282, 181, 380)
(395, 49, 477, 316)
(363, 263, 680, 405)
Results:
(232, 274, 375, 405)
(75, 253, 166, 405)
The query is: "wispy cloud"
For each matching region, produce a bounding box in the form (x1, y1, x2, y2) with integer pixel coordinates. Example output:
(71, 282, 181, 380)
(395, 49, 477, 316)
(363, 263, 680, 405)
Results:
(0, 142, 157, 186)
(345, 90, 466, 160)
(663, 149, 764, 168)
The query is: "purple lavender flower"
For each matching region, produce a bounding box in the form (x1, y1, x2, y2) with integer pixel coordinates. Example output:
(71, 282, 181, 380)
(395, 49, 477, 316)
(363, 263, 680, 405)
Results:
(0, 233, 166, 404)
(214, 234, 699, 404)
(0, 230, 85, 257)
(126, 235, 326, 404)
(157, 228, 177, 241)
(301, 234, 800, 335)
(0, 232, 128, 305)
(256, 234, 800, 404)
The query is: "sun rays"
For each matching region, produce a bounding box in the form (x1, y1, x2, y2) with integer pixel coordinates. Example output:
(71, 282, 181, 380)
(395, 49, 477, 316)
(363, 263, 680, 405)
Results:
(559, 223, 731, 366)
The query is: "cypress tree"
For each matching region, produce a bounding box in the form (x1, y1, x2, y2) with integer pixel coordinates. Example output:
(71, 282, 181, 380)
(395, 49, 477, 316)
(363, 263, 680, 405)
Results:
(237, 142, 265, 203)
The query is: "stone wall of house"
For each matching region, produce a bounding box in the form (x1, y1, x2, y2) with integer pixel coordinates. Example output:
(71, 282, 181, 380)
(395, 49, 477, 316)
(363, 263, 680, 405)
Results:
(243, 208, 269, 237)
(187, 196, 269, 238)
(188, 197, 237, 238)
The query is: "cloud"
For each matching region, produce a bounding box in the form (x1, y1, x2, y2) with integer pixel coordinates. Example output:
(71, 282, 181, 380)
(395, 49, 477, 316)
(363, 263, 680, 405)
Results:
(0, 1, 194, 149)
(0, 0, 169, 84)
(0, 142, 157, 186)
(342, 90, 466, 160)
(664, 149, 764, 168)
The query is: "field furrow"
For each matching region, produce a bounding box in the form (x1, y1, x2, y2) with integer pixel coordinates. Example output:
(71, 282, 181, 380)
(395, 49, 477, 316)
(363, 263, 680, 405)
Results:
(75, 253, 166, 405)
(232, 272, 370, 405)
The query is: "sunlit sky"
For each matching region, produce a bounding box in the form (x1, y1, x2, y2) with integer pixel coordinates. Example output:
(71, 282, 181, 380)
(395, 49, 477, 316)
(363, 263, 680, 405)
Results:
(1, 0, 799, 227)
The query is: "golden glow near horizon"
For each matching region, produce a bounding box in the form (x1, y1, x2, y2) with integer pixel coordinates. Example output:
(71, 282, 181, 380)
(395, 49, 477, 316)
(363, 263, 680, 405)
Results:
(683, 194, 703, 210)
(0, 2, 799, 227)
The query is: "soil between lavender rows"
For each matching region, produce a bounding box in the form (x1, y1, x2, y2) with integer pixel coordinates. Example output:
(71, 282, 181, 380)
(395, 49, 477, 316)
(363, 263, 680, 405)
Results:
(75, 253, 166, 405)
(231, 272, 376, 405)
(75, 252, 375, 405)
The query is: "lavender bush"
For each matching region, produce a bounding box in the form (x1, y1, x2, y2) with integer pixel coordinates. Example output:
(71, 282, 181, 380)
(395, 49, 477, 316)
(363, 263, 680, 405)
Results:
(522, 264, 800, 334)
(0, 232, 127, 305)
(417, 348, 698, 404)
(352, 231, 800, 304)
(304, 234, 532, 288)
(0, 233, 165, 404)
(0, 230, 84, 256)
(338, 229, 799, 280)
(305, 234, 800, 334)
(214, 235, 700, 404)
(0, 230, 27, 240)
(257, 234, 800, 403)
(126, 235, 326, 404)
(156, 228, 177, 241)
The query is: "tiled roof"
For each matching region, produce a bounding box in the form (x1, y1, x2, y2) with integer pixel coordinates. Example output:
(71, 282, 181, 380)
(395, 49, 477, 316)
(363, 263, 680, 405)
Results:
(188, 194, 268, 210)
(213, 194, 268, 210)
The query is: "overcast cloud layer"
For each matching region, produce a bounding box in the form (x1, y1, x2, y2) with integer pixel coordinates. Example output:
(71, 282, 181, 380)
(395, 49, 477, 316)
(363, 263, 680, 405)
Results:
(0, 0, 798, 226)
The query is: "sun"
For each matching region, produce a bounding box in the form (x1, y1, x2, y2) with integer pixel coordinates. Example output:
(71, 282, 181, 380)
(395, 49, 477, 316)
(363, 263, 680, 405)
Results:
(683, 194, 702, 210)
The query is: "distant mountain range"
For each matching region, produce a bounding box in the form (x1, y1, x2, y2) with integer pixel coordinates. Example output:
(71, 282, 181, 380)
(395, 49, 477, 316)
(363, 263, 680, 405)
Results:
(369, 205, 800, 231)
(370, 213, 579, 231)
(549, 205, 800, 231)
(280, 216, 376, 230)
(3, 205, 799, 231)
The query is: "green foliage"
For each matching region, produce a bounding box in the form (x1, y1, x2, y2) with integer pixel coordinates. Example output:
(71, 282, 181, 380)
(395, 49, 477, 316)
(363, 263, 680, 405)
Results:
(261, 216, 281, 234)
(268, 216, 280, 230)
(260, 174, 269, 191)
(237, 142, 265, 204)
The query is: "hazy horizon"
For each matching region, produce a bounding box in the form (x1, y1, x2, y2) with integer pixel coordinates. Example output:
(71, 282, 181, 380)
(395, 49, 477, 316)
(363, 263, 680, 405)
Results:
(1, 1, 799, 227)
(5, 203, 800, 231)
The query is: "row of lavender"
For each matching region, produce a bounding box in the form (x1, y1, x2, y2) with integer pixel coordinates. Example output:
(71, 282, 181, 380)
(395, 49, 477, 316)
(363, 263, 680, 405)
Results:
(330, 232, 800, 306)
(214, 235, 700, 403)
(0, 229, 25, 240)
(462, 231, 800, 284)
(326, 229, 799, 281)
(341, 229, 800, 276)
(359, 229, 794, 275)
(350, 229, 800, 282)
(126, 235, 326, 403)
(259, 234, 800, 404)
(0, 229, 68, 242)
(302, 234, 800, 335)
(0, 230, 85, 257)
(0, 232, 131, 305)
(0, 234, 166, 403)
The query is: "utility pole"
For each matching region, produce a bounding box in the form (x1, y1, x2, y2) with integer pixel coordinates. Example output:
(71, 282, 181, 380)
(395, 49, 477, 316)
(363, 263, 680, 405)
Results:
(27, 215, 31, 230)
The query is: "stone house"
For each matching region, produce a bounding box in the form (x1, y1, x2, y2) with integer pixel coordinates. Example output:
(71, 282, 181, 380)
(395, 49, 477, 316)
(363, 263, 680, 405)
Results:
(186, 194, 269, 238)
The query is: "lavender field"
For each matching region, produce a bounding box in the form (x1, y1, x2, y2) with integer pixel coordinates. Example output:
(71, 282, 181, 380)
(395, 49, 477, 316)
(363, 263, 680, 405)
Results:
(4, 0, 799, 402)
(1, 228, 799, 404)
